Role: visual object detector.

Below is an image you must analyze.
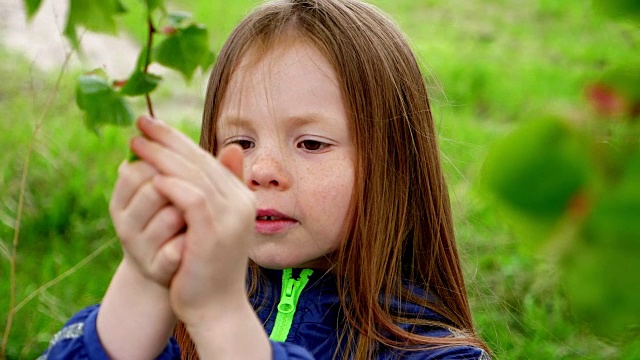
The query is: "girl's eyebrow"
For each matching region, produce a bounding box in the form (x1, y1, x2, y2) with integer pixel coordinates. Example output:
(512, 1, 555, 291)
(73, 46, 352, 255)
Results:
(287, 114, 329, 127)
(219, 113, 334, 128)
(218, 116, 252, 129)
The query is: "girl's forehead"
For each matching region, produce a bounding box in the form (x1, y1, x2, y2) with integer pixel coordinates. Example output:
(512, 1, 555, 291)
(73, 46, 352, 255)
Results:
(229, 39, 338, 91)
(216, 40, 349, 137)
(218, 41, 342, 121)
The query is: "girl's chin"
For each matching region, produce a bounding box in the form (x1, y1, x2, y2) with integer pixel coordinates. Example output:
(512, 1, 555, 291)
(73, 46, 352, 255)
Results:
(250, 253, 336, 270)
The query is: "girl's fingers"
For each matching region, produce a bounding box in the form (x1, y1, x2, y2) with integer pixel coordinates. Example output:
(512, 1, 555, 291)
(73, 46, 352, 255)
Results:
(141, 205, 186, 246)
(153, 174, 255, 244)
(152, 175, 216, 229)
(149, 234, 185, 285)
(120, 182, 169, 236)
(136, 115, 203, 161)
(110, 160, 159, 212)
(131, 137, 223, 194)
(120, 204, 185, 286)
(134, 116, 242, 184)
(131, 134, 234, 198)
(131, 117, 249, 210)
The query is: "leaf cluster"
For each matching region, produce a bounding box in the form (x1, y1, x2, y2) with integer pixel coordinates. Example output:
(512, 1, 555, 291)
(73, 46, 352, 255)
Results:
(25, 0, 215, 132)
(480, 0, 640, 339)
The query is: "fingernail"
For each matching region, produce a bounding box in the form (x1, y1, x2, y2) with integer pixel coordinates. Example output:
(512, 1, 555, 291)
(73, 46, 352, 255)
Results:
(131, 136, 146, 147)
(139, 115, 154, 124)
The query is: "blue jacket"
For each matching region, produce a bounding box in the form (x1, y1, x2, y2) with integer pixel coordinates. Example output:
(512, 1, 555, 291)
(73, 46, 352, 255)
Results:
(39, 268, 489, 359)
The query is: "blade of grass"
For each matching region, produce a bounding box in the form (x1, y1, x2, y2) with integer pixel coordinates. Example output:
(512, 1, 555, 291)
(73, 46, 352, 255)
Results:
(0, 45, 75, 358)
(12, 239, 116, 314)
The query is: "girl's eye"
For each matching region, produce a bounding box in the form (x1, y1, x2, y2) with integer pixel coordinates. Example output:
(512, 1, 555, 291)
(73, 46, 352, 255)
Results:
(229, 139, 255, 150)
(297, 140, 329, 151)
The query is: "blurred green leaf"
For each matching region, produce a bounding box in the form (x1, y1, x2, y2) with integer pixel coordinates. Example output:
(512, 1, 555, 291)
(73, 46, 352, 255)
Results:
(200, 51, 216, 72)
(601, 64, 640, 103)
(481, 117, 590, 220)
(153, 24, 214, 81)
(128, 151, 140, 162)
(134, 47, 150, 71)
(167, 11, 192, 27)
(592, 0, 640, 22)
(0, 239, 10, 260)
(585, 150, 640, 244)
(585, 84, 628, 118)
(23, 0, 43, 19)
(565, 150, 640, 337)
(64, 0, 127, 48)
(119, 70, 162, 96)
(146, 0, 165, 11)
(597, 63, 640, 117)
(76, 71, 135, 132)
(621, 338, 640, 359)
(563, 243, 640, 337)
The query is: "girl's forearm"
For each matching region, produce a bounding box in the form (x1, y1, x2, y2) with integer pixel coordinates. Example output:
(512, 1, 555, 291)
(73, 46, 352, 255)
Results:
(186, 298, 271, 360)
(97, 258, 176, 360)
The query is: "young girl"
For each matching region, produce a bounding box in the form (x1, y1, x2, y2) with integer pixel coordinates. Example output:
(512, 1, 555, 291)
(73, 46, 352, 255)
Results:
(41, 0, 490, 358)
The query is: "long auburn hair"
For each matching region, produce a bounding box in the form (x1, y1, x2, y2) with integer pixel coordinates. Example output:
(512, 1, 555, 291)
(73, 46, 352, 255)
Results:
(175, 0, 489, 358)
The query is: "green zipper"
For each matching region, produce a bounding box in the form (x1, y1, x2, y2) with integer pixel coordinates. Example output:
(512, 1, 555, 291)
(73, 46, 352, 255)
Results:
(269, 268, 314, 342)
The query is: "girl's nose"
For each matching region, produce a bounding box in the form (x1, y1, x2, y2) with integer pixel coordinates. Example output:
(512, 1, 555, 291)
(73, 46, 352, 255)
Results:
(247, 152, 291, 191)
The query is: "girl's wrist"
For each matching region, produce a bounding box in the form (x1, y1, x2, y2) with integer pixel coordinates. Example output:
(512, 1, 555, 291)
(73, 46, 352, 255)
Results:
(171, 284, 242, 332)
(183, 298, 270, 360)
(97, 259, 177, 359)
(120, 255, 171, 293)
(105, 258, 175, 316)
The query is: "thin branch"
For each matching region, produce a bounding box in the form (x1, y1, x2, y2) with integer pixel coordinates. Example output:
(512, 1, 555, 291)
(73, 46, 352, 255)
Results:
(0, 45, 75, 358)
(145, 1, 157, 118)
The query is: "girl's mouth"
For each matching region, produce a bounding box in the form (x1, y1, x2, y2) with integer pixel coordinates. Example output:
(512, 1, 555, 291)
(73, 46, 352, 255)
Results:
(256, 215, 284, 221)
(255, 209, 298, 234)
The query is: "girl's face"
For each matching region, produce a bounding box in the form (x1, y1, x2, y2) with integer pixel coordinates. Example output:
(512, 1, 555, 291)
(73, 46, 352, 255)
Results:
(216, 40, 355, 269)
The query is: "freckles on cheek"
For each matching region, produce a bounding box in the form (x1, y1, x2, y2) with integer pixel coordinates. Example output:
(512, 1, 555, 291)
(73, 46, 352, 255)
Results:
(300, 159, 354, 207)
(318, 172, 354, 205)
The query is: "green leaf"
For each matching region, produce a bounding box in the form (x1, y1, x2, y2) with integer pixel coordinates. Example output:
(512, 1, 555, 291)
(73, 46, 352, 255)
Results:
(128, 151, 140, 162)
(76, 72, 135, 132)
(153, 24, 213, 81)
(167, 11, 192, 27)
(200, 51, 216, 71)
(592, 0, 640, 22)
(563, 239, 640, 337)
(134, 47, 150, 71)
(64, 0, 127, 48)
(561, 151, 640, 337)
(23, 0, 43, 19)
(621, 339, 640, 359)
(116, 0, 127, 14)
(585, 150, 640, 244)
(146, 0, 165, 12)
(480, 117, 591, 220)
(122, 47, 162, 96)
(119, 70, 162, 96)
(599, 63, 640, 110)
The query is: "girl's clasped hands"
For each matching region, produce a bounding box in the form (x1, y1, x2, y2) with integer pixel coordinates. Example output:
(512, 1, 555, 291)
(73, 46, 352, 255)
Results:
(112, 115, 253, 323)
(102, 116, 270, 359)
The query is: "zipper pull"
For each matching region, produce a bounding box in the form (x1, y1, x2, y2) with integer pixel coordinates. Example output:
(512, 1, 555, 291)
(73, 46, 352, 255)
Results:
(269, 268, 314, 342)
(278, 278, 296, 313)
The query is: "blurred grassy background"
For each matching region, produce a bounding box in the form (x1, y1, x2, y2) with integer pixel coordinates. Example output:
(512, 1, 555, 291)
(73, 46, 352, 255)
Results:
(1, 0, 638, 358)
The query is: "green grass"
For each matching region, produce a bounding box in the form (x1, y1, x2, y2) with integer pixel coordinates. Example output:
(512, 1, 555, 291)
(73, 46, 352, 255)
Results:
(1, 0, 638, 359)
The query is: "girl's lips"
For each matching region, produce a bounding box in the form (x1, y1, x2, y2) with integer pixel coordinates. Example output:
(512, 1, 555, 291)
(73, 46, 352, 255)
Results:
(255, 208, 298, 234)
(255, 219, 298, 234)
